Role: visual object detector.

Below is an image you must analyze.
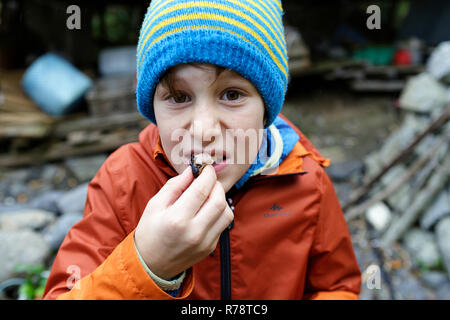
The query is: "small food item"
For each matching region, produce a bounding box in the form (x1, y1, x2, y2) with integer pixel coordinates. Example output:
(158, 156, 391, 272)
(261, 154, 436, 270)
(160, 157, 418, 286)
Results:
(190, 153, 215, 178)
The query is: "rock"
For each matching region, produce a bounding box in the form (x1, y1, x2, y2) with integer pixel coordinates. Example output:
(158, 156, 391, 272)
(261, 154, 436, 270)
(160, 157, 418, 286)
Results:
(381, 159, 450, 247)
(0, 230, 50, 283)
(380, 165, 407, 187)
(414, 134, 438, 158)
(332, 182, 353, 206)
(436, 281, 450, 300)
(402, 228, 442, 269)
(378, 115, 427, 165)
(0, 204, 30, 214)
(365, 202, 392, 232)
(436, 217, 450, 278)
(29, 190, 65, 214)
(56, 183, 89, 215)
(40, 164, 59, 182)
(410, 142, 446, 193)
(326, 160, 364, 182)
(363, 152, 383, 180)
(65, 154, 107, 182)
(420, 189, 450, 230)
(1, 169, 29, 185)
(386, 184, 411, 214)
(0, 209, 56, 231)
(8, 183, 28, 198)
(379, 164, 412, 213)
(399, 73, 448, 113)
(44, 212, 83, 251)
(41, 164, 70, 189)
(426, 41, 450, 84)
(420, 271, 449, 290)
(391, 268, 433, 299)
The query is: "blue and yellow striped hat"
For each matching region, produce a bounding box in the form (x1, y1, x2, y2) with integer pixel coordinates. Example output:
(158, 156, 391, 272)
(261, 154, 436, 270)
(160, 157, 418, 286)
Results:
(136, 0, 289, 128)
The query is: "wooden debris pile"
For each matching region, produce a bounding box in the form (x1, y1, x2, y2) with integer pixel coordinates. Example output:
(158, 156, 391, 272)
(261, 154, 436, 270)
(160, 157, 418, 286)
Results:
(0, 70, 148, 167)
(0, 70, 54, 140)
(325, 63, 424, 92)
(343, 42, 450, 278)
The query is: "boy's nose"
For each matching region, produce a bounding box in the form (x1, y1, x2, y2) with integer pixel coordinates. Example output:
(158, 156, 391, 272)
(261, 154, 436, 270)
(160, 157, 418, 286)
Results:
(189, 104, 221, 146)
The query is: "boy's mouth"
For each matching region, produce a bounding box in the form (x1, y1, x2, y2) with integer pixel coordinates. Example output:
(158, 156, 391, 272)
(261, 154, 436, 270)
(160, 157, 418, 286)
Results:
(189, 151, 228, 177)
(188, 150, 228, 164)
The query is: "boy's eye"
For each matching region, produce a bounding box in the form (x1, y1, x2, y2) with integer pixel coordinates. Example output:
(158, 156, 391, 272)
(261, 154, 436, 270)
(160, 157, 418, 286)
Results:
(222, 90, 242, 101)
(169, 93, 190, 104)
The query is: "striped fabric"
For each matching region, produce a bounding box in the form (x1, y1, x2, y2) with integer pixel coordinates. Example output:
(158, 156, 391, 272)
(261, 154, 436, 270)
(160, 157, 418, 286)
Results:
(136, 0, 289, 128)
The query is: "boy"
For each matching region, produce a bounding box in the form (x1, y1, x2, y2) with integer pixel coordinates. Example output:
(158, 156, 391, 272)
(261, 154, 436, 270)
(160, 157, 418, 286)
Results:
(44, 0, 361, 299)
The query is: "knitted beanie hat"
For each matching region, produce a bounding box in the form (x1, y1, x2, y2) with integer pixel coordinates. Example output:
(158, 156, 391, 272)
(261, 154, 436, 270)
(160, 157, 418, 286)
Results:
(136, 0, 289, 128)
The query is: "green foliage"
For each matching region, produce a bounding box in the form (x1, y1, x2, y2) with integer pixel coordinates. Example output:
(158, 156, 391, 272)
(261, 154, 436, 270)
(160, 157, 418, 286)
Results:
(417, 260, 430, 273)
(104, 6, 133, 43)
(417, 257, 446, 273)
(91, 5, 137, 44)
(91, 13, 102, 39)
(435, 257, 446, 272)
(13, 264, 48, 300)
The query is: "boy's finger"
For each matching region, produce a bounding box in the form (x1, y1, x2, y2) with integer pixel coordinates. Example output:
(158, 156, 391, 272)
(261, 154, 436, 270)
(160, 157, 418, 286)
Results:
(174, 165, 216, 216)
(203, 205, 234, 248)
(154, 166, 193, 209)
(193, 181, 227, 229)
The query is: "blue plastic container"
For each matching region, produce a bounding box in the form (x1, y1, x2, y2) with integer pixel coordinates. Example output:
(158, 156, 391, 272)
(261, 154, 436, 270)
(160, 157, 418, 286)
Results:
(21, 53, 92, 116)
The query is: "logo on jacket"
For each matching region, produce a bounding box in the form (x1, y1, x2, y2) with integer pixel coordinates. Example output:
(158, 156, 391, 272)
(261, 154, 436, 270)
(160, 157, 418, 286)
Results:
(264, 203, 291, 218)
(270, 203, 282, 211)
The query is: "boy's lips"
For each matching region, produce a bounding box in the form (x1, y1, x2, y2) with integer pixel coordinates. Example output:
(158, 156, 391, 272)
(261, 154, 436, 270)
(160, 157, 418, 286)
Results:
(211, 157, 231, 173)
(186, 150, 230, 177)
(185, 149, 228, 164)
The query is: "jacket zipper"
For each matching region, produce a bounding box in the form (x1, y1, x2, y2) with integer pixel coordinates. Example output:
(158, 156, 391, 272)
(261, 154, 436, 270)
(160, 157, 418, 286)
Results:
(218, 172, 306, 300)
(220, 197, 234, 300)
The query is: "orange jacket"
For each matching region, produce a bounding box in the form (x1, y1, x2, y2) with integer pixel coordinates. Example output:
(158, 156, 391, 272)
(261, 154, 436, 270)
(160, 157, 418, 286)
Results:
(43, 114, 361, 300)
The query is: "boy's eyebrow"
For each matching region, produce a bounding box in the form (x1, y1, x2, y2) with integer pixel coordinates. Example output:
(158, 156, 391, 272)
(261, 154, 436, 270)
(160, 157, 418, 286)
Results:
(218, 72, 250, 84)
(172, 70, 251, 86)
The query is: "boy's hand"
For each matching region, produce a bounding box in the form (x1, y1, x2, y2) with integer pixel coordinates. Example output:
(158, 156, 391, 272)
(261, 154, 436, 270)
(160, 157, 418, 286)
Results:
(134, 165, 234, 280)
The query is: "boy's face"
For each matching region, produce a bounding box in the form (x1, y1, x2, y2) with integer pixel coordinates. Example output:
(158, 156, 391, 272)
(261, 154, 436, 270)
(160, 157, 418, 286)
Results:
(153, 63, 266, 192)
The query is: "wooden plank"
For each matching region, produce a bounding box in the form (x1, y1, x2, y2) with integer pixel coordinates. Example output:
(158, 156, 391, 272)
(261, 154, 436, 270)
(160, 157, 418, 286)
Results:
(52, 111, 145, 137)
(0, 123, 52, 138)
(0, 130, 139, 167)
(289, 60, 366, 77)
(351, 79, 405, 92)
